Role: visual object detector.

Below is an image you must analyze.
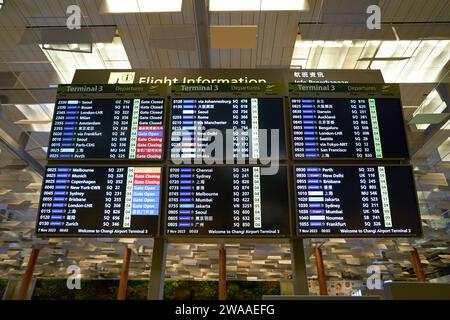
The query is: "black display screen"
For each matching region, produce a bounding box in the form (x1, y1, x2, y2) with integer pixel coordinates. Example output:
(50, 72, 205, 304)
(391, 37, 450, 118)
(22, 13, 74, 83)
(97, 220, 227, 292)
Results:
(170, 97, 286, 161)
(290, 97, 409, 159)
(36, 166, 162, 237)
(294, 165, 421, 237)
(165, 166, 290, 237)
(48, 98, 165, 160)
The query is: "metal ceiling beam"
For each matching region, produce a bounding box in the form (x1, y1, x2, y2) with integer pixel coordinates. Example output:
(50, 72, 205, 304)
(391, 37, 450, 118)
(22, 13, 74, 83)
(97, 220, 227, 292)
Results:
(193, 0, 210, 68)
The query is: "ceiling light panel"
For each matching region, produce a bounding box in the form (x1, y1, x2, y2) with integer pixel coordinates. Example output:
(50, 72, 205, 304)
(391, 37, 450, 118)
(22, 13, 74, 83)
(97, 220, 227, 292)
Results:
(40, 37, 130, 83)
(261, 0, 308, 10)
(291, 37, 450, 83)
(14, 104, 54, 132)
(413, 89, 447, 130)
(209, 0, 308, 11)
(437, 138, 450, 162)
(102, 0, 182, 13)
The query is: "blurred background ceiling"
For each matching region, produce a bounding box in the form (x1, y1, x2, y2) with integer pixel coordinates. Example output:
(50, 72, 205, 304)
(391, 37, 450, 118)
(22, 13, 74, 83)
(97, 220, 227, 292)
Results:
(0, 0, 449, 284)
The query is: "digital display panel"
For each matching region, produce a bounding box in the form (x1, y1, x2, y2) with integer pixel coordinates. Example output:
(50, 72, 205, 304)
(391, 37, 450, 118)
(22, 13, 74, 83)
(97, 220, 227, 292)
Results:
(36, 166, 162, 237)
(290, 84, 409, 159)
(166, 166, 290, 237)
(294, 165, 421, 237)
(48, 85, 165, 160)
(170, 97, 286, 161)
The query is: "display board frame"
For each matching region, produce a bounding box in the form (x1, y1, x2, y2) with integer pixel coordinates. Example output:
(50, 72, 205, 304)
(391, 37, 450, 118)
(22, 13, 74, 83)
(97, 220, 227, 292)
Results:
(288, 83, 410, 161)
(163, 164, 293, 241)
(47, 84, 168, 162)
(36, 75, 424, 241)
(35, 165, 165, 238)
(168, 83, 289, 164)
(292, 164, 422, 238)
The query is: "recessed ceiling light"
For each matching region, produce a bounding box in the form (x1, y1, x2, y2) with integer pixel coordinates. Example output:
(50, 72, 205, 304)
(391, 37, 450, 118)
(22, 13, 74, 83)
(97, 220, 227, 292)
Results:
(209, 0, 308, 11)
(101, 0, 182, 13)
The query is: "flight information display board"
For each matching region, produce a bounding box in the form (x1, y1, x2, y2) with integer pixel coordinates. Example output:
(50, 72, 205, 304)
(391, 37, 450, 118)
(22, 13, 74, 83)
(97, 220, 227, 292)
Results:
(165, 166, 290, 237)
(48, 84, 166, 160)
(289, 83, 409, 159)
(294, 165, 421, 237)
(36, 166, 162, 237)
(170, 83, 286, 161)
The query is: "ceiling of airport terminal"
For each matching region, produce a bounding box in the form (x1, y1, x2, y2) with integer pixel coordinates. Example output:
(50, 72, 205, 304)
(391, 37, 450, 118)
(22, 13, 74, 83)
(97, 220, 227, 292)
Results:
(0, 0, 448, 73)
(0, 0, 448, 282)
